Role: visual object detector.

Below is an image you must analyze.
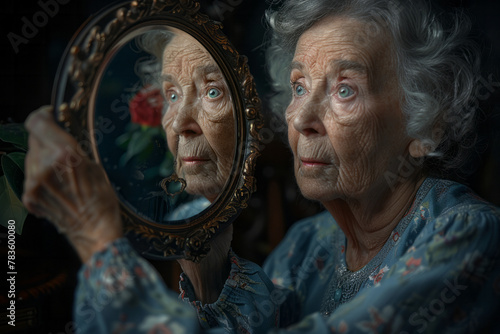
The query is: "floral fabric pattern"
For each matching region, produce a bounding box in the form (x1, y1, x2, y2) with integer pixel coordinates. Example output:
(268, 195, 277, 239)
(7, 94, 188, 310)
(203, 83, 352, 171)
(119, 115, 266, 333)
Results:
(74, 178, 500, 333)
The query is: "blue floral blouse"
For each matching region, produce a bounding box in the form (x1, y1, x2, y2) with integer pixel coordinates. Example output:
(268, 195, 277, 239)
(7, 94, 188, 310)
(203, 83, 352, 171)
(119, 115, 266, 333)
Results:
(74, 178, 500, 333)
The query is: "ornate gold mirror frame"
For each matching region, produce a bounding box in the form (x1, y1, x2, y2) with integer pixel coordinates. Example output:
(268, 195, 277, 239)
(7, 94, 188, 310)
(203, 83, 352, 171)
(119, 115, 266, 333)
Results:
(51, 0, 263, 262)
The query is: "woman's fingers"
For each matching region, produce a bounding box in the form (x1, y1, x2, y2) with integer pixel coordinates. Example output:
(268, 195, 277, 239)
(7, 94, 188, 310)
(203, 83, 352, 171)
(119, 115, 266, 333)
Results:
(24, 135, 40, 188)
(22, 106, 123, 262)
(24, 106, 85, 203)
(23, 106, 84, 221)
(24, 106, 55, 146)
(25, 106, 82, 161)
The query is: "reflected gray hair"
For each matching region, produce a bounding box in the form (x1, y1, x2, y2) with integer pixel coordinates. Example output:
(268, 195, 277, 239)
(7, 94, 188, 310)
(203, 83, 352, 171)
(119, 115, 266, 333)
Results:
(133, 29, 175, 87)
(266, 0, 481, 174)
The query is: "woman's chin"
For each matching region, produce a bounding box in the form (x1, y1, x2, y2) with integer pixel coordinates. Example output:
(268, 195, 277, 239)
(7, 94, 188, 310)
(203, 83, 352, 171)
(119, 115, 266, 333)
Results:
(185, 180, 222, 202)
(295, 169, 341, 202)
(297, 181, 340, 203)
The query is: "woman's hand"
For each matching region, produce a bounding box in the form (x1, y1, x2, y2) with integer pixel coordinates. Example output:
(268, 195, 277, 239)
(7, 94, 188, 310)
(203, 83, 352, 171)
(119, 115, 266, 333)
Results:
(177, 224, 233, 304)
(22, 106, 123, 263)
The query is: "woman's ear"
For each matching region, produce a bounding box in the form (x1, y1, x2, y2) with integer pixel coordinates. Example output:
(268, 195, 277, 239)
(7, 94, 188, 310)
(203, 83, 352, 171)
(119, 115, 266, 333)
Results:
(408, 140, 430, 158)
(408, 126, 443, 158)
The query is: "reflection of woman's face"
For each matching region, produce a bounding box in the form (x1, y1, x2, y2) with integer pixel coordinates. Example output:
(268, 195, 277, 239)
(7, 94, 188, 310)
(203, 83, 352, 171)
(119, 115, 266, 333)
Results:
(161, 34, 235, 202)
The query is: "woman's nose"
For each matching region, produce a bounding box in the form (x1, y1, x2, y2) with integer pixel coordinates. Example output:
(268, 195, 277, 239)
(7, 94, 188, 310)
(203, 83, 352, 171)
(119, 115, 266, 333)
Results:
(172, 102, 202, 137)
(292, 96, 327, 137)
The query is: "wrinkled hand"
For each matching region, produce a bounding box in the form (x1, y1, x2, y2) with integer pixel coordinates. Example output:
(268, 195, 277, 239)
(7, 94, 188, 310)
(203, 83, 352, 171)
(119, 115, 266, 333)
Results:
(22, 106, 123, 263)
(177, 224, 233, 304)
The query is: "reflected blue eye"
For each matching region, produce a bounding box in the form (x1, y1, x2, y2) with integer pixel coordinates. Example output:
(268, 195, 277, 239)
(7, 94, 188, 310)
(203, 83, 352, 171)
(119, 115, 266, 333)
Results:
(207, 88, 222, 99)
(294, 84, 306, 97)
(338, 85, 354, 99)
(169, 92, 178, 103)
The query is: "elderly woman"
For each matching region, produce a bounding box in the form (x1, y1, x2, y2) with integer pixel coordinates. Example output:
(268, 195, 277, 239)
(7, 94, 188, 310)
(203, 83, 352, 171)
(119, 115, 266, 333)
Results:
(153, 30, 235, 203)
(139, 29, 236, 221)
(23, 0, 499, 333)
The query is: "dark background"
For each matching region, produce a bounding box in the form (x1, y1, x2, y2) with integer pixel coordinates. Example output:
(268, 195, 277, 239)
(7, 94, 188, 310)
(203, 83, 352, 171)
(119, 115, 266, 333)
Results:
(1, 0, 499, 333)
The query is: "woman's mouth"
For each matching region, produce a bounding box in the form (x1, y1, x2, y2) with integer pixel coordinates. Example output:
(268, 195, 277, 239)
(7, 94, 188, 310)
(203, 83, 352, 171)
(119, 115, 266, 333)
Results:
(300, 158, 329, 167)
(180, 156, 210, 165)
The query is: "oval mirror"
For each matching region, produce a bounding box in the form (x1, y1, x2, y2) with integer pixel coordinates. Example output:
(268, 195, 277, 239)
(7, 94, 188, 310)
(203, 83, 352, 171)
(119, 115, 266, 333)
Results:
(51, 0, 263, 262)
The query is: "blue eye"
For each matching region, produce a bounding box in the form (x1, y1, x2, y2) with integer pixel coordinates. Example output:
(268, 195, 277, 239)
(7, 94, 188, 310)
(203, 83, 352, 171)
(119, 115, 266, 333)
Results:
(338, 85, 354, 99)
(207, 88, 222, 99)
(294, 84, 306, 97)
(169, 92, 178, 103)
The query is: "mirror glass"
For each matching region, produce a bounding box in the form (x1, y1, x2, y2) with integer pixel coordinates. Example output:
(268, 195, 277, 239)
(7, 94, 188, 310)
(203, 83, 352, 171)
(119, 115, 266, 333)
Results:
(92, 27, 236, 224)
(52, 0, 262, 260)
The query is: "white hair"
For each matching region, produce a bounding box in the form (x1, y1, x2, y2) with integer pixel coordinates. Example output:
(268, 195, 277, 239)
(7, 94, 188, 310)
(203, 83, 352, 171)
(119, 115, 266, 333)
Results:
(266, 0, 481, 174)
(133, 29, 176, 88)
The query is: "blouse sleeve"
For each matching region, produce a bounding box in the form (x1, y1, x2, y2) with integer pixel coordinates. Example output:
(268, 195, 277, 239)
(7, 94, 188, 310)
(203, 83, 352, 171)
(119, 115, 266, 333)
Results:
(73, 238, 201, 333)
(262, 212, 337, 327)
(73, 239, 279, 333)
(268, 205, 500, 333)
(73, 205, 500, 333)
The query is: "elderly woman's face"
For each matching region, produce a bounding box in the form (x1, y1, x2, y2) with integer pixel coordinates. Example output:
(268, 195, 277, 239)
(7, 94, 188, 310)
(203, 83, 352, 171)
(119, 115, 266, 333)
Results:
(287, 17, 413, 202)
(161, 34, 235, 202)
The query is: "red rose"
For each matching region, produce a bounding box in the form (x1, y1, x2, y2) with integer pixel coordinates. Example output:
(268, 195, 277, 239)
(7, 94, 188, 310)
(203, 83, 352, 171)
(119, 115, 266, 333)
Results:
(129, 86, 164, 127)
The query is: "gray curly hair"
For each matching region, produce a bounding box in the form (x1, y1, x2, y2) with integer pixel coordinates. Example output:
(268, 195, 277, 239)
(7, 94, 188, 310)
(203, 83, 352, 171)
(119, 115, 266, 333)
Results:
(266, 0, 481, 175)
(133, 29, 175, 87)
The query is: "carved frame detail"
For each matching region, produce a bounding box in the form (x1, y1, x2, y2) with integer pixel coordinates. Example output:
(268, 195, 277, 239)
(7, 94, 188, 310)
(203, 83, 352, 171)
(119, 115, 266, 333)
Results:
(53, 0, 263, 262)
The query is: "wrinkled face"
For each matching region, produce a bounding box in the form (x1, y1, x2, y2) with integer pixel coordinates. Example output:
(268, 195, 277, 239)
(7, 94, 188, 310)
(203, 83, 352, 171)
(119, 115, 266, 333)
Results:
(287, 16, 412, 203)
(161, 34, 235, 202)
